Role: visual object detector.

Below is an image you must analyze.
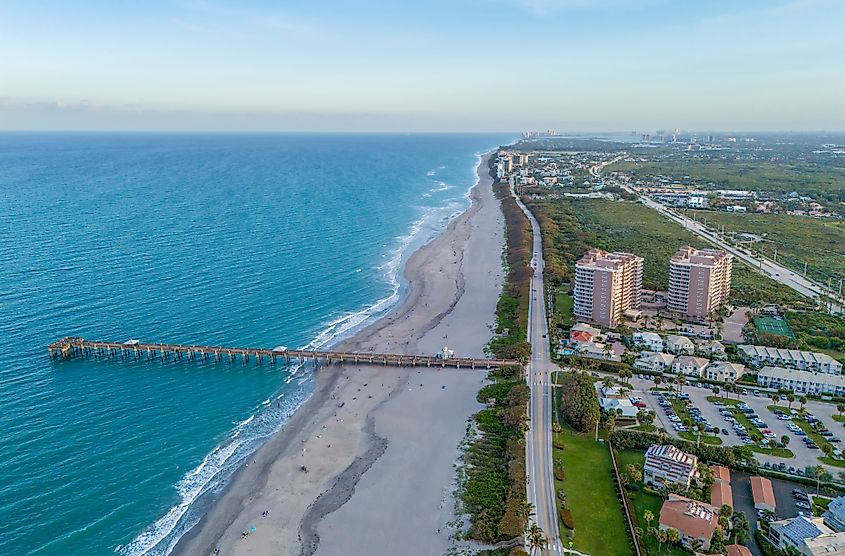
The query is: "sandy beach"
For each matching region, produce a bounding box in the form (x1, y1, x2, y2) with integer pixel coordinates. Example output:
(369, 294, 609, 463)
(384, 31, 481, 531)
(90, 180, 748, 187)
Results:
(173, 152, 504, 556)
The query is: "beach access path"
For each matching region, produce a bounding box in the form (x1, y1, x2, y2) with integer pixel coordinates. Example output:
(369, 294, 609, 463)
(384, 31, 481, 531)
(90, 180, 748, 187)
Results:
(173, 152, 505, 556)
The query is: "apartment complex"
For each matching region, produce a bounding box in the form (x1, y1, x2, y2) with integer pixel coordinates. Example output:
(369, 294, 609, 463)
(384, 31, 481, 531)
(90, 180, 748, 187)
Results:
(738, 345, 843, 374)
(574, 249, 643, 328)
(644, 444, 698, 487)
(668, 246, 733, 318)
(757, 366, 845, 396)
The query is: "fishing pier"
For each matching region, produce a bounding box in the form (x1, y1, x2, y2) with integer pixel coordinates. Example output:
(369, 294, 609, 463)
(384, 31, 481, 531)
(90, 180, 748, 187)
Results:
(48, 337, 519, 370)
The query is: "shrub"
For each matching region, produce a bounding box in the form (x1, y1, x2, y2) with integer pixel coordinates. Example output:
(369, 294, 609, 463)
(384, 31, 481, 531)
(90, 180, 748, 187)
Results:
(561, 508, 576, 529)
(554, 468, 566, 481)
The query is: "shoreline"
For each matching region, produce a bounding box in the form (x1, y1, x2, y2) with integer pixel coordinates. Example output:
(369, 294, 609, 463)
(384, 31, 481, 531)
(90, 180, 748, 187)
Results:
(171, 150, 503, 556)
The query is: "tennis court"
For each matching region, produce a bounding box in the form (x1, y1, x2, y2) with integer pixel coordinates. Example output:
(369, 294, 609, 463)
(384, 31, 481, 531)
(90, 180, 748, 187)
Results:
(754, 315, 795, 338)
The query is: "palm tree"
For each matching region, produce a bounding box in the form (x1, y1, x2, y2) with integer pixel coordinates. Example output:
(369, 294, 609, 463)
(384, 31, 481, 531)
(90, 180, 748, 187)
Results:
(602, 377, 615, 390)
(732, 511, 751, 544)
(676, 373, 686, 394)
(787, 394, 796, 409)
(644, 509, 655, 530)
(799, 396, 808, 413)
(665, 527, 680, 550)
(838, 404, 845, 421)
(527, 523, 547, 555)
(782, 435, 790, 449)
(654, 375, 662, 387)
(771, 393, 779, 407)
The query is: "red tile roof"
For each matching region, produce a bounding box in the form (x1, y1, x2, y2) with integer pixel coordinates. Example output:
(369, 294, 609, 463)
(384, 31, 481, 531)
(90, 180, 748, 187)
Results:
(725, 545, 752, 556)
(659, 494, 719, 542)
(712, 465, 731, 483)
(711, 481, 733, 509)
(751, 476, 776, 510)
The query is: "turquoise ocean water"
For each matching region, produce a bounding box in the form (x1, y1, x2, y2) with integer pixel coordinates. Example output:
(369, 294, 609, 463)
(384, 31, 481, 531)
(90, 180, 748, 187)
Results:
(0, 133, 513, 555)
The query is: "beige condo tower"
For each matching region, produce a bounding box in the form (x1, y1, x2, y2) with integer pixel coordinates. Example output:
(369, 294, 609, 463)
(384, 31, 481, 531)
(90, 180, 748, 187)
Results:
(574, 249, 643, 328)
(668, 246, 733, 318)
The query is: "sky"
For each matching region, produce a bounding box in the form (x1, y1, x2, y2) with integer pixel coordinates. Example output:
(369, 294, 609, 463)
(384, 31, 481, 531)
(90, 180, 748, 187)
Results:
(0, 0, 843, 132)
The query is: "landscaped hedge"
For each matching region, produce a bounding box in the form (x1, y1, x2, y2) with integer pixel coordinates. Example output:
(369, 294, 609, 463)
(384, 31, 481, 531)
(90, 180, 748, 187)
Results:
(609, 429, 752, 467)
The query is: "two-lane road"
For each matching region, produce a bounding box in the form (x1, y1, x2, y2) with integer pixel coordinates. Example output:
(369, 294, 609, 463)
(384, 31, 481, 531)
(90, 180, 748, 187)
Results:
(511, 180, 562, 554)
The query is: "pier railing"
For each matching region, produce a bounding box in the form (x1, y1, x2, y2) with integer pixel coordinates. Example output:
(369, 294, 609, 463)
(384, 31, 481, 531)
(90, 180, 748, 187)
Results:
(48, 337, 519, 370)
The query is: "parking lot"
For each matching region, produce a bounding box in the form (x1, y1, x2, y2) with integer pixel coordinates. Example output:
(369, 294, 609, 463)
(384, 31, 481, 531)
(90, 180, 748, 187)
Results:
(627, 375, 845, 475)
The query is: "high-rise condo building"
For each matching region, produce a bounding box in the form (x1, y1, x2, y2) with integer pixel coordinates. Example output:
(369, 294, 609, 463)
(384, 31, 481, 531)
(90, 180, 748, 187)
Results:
(668, 246, 732, 318)
(574, 249, 643, 328)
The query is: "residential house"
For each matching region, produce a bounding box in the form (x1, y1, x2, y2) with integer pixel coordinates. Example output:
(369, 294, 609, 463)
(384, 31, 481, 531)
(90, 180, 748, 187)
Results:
(571, 340, 621, 362)
(823, 496, 845, 532)
(802, 532, 845, 555)
(751, 476, 776, 512)
(570, 323, 600, 343)
(672, 356, 710, 378)
(706, 362, 745, 383)
(738, 345, 843, 374)
(697, 339, 726, 358)
(711, 481, 733, 510)
(599, 396, 639, 419)
(665, 334, 696, 355)
(645, 444, 698, 488)
(757, 366, 845, 397)
(633, 331, 664, 352)
(659, 493, 720, 551)
(634, 352, 675, 373)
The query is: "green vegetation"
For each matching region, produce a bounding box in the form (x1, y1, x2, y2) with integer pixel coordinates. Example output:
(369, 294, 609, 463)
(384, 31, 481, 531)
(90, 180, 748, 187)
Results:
(526, 197, 804, 307)
(560, 371, 601, 433)
(488, 179, 533, 362)
(462, 366, 530, 543)
(687, 210, 845, 286)
(786, 311, 845, 362)
(608, 157, 845, 204)
(552, 426, 633, 555)
(678, 431, 722, 445)
(610, 429, 753, 468)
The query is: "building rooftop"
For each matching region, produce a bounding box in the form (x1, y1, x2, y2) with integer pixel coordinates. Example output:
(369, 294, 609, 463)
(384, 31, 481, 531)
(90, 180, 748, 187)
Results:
(725, 545, 752, 556)
(646, 444, 697, 467)
(802, 531, 845, 554)
(759, 366, 845, 388)
(659, 493, 719, 541)
(739, 345, 839, 366)
(711, 481, 733, 509)
(712, 465, 731, 484)
(751, 476, 776, 509)
(666, 334, 695, 346)
(671, 246, 732, 267)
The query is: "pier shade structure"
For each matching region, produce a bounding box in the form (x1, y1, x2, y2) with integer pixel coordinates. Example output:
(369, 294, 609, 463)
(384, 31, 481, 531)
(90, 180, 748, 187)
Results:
(48, 337, 519, 369)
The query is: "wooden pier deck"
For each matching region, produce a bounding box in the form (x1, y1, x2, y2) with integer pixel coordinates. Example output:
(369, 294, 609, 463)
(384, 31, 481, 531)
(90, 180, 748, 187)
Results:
(48, 337, 519, 369)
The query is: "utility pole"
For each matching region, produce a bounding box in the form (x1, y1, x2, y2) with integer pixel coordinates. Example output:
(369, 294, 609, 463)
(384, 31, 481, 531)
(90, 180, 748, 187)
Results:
(773, 248, 777, 263)
(804, 262, 808, 277)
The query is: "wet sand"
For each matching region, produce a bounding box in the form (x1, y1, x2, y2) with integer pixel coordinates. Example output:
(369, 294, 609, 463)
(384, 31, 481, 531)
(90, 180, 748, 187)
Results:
(173, 152, 504, 556)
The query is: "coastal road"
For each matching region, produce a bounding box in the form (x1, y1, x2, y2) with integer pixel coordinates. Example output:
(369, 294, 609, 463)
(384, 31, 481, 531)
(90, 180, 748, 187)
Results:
(511, 179, 562, 554)
(593, 162, 844, 314)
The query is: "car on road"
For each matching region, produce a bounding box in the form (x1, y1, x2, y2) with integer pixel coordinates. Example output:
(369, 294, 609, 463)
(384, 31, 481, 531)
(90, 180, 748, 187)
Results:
(796, 501, 811, 510)
(722, 428, 729, 435)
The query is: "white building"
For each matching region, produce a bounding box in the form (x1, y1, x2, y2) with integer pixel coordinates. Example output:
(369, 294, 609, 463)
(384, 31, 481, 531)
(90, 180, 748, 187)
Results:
(768, 515, 845, 555)
(697, 340, 726, 358)
(633, 331, 664, 352)
(665, 335, 696, 355)
(757, 366, 845, 396)
(823, 496, 845, 532)
(634, 352, 675, 372)
(705, 362, 745, 383)
(645, 444, 698, 488)
(738, 345, 843, 374)
(672, 356, 710, 377)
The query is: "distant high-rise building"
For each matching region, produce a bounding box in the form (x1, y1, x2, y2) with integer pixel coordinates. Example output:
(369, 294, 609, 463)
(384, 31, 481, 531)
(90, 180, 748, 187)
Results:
(668, 246, 733, 318)
(574, 249, 643, 328)
(518, 154, 529, 167)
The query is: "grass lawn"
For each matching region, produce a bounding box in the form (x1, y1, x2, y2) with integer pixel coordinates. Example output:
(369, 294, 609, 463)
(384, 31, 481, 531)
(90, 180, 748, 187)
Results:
(679, 431, 723, 445)
(616, 450, 687, 556)
(553, 287, 574, 329)
(751, 445, 795, 458)
(554, 427, 633, 556)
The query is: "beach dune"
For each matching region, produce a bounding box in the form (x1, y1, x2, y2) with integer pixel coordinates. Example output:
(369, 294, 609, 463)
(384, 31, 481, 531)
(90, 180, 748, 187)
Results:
(173, 153, 504, 556)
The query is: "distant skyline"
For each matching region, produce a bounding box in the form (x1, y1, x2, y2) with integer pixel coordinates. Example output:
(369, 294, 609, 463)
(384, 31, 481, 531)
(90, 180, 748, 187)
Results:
(1, 0, 844, 132)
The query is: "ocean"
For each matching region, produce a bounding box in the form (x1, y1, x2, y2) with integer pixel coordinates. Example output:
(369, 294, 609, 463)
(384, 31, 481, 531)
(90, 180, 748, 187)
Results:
(0, 132, 513, 555)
